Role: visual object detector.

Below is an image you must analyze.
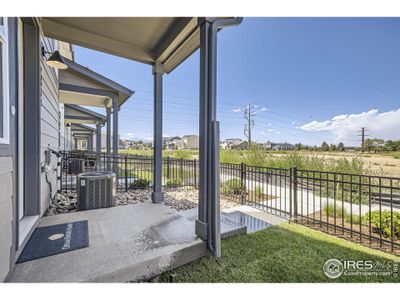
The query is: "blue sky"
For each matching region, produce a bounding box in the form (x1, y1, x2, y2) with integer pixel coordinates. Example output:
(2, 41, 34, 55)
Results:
(75, 17, 400, 146)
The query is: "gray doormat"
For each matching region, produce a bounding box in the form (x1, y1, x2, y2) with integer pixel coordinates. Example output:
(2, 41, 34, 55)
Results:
(17, 220, 89, 263)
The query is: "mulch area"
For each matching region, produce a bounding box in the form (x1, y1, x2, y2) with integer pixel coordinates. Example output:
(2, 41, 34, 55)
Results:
(298, 212, 400, 256)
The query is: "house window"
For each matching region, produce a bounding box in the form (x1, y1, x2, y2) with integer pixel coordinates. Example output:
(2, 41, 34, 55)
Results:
(0, 17, 9, 144)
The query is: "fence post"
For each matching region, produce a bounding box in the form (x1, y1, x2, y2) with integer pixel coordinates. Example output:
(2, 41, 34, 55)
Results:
(166, 156, 170, 179)
(240, 162, 246, 205)
(194, 159, 197, 189)
(124, 155, 128, 192)
(292, 166, 298, 223)
(180, 158, 183, 180)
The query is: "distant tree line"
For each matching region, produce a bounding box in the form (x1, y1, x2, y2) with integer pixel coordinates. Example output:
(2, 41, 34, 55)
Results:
(294, 142, 345, 152)
(363, 139, 400, 153)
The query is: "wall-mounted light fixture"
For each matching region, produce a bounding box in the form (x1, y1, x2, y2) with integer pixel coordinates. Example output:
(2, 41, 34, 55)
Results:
(42, 47, 68, 70)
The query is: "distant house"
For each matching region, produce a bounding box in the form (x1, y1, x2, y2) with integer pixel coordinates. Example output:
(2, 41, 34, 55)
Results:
(229, 140, 249, 150)
(263, 141, 294, 151)
(221, 138, 244, 149)
(182, 135, 199, 149)
(164, 136, 182, 150)
(119, 139, 133, 149)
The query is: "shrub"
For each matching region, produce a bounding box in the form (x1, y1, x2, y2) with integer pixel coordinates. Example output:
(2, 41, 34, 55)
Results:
(129, 178, 151, 189)
(363, 210, 400, 238)
(166, 178, 183, 187)
(323, 203, 346, 218)
(323, 203, 361, 224)
(254, 186, 265, 197)
(222, 178, 242, 195)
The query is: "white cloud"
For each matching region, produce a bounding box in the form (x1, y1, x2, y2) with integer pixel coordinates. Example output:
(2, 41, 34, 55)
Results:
(300, 108, 400, 143)
(291, 121, 297, 125)
(261, 107, 268, 112)
(261, 128, 281, 135)
(232, 108, 241, 113)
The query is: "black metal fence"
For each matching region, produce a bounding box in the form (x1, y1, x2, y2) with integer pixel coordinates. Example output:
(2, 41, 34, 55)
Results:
(59, 151, 400, 253)
(60, 151, 197, 192)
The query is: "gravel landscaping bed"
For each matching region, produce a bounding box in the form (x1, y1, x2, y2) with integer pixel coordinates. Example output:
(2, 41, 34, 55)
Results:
(47, 187, 239, 216)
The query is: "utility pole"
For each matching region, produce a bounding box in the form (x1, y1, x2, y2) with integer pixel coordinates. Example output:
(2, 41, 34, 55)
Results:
(243, 102, 257, 149)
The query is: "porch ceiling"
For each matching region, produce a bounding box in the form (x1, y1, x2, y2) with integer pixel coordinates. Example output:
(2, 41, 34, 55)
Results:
(60, 91, 109, 108)
(71, 123, 96, 133)
(42, 17, 199, 73)
(64, 104, 106, 125)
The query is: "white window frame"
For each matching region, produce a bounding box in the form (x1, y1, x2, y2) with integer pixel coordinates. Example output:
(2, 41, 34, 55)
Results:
(0, 18, 10, 144)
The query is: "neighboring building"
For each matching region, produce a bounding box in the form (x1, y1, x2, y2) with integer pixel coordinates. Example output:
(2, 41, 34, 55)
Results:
(221, 138, 243, 149)
(263, 141, 295, 151)
(229, 140, 249, 150)
(0, 17, 133, 281)
(182, 135, 199, 149)
(119, 139, 134, 149)
(221, 138, 248, 150)
(164, 136, 182, 150)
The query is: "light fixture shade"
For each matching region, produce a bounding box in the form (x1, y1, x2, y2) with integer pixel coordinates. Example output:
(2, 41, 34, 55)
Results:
(46, 51, 68, 69)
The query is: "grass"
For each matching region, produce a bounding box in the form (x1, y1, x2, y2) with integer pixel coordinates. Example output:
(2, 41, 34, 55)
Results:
(323, 203, 361, 224)
(121, 149, 383, 175)
(220, 150, 373, 175)
(119, 149, 197, 159)
(153, 223, 400, 283)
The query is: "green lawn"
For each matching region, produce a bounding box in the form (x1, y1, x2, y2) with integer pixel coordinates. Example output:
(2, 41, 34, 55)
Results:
(153, 223, 400, 283)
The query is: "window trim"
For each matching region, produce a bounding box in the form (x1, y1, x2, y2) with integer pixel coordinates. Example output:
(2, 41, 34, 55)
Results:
(0, 17, 10, 144)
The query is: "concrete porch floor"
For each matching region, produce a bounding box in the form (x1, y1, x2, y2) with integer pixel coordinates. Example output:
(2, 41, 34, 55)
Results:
(8, 203, 208, 283)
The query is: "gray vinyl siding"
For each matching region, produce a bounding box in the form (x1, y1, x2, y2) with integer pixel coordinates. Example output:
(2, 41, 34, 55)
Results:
(0, 157, 13, 281)
(39, 35, 59, 216)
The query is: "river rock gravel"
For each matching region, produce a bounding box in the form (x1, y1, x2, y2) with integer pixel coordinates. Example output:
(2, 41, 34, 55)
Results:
(47, 187, 238, 216)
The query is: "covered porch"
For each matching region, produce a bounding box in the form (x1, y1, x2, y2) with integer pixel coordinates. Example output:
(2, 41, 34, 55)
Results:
(42, 17, 243, 257)
(70, 123, 96, 151)
(7, 17, 244, 283)
(64, 104, 107, 154)
(59, 57, 134, 159)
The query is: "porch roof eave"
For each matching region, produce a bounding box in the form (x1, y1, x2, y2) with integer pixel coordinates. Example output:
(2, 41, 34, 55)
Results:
(41, 17, 200, 74)
(71, 123, 96, 133)
(64, 104, 107, 125)
(59, 57, 134, 109)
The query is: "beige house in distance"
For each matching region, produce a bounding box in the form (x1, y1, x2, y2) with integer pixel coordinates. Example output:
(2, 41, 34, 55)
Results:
(182, 135, 199, 149)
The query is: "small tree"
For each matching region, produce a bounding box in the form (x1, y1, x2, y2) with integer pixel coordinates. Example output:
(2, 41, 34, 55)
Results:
(321, 141, 329, 151)
(329, 144, 337, 152)
(337, 142, 345, 151)
(295, 143, 303, 151)
(364, 138, 374, 153)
